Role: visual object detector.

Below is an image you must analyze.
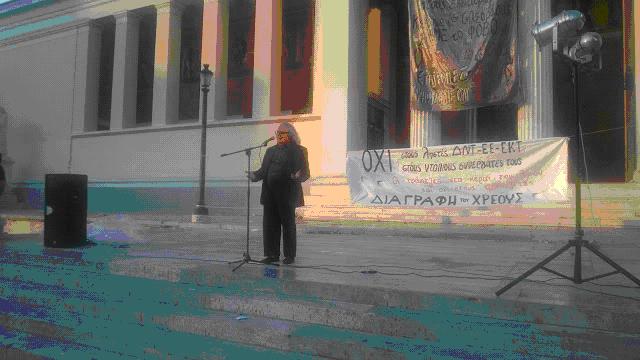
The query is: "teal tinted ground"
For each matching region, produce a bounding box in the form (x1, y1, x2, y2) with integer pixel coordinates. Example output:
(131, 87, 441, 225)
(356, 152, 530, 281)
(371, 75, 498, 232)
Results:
(1, 239, 315, 359)
(0, 236, 609, 359)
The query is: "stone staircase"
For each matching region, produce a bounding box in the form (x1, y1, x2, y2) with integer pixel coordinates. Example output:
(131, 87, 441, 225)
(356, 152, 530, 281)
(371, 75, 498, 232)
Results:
(3, 179, 639, 229)
(2, 237, 640, 359)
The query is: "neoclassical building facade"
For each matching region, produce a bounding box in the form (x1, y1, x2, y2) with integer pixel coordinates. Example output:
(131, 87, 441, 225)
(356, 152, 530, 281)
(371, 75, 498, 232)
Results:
(0, 0, 638, 225)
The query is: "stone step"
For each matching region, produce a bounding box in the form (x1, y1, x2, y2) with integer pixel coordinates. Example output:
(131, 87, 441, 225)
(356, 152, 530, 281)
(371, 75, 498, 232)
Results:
(200, 294, 434, 339)
(5, 274, 640, 360)
(195, 292, 640, 359)
(10, 287, 593, 360)
(0, 306, 318, 360)
(0, 243, 420, 358)
(0, 261, 428, 359)
(0, 314, 128, 359)
(111, 257, 640, 335)
(2, 203, 638, 237)
(299, 206, 635, 227)
(5, 238, 640, 336)
(1, 276, 409, 359)
(0, 255, 326, 358)
(151, 307, 640, 360)
(3, 242, 640, 359)
(152, 312, 407, 360)
(0, 344, 50, 360)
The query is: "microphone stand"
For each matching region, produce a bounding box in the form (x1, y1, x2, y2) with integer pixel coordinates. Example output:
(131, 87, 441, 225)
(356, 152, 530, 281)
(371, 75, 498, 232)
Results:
(221, 140, 277, 272)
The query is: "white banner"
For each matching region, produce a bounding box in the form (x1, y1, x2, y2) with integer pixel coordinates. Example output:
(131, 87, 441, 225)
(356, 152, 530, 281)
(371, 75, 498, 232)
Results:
(347, 137, 569, 207)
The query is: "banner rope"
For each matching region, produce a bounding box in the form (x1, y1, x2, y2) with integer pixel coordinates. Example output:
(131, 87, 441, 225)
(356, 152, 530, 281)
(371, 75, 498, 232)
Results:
(565, 124, 633, 138)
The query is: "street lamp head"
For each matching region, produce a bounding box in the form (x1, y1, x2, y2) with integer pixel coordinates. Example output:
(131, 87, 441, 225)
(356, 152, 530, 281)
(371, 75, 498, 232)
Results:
(200, 64, 213, 88)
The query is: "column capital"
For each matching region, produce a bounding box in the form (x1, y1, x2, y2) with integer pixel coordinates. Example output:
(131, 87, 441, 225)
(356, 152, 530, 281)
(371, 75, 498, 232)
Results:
(114, 11, 141, 24)
(155, 1, 186, 15)
(72, 19, 103, 35)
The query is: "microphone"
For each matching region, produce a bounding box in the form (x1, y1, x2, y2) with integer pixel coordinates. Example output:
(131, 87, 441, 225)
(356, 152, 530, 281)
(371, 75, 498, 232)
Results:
(261, 136, 275, 146)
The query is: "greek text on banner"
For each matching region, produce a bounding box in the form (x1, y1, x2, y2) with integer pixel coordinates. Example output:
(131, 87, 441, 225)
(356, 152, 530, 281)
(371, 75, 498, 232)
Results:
(346, 137, 569, 207)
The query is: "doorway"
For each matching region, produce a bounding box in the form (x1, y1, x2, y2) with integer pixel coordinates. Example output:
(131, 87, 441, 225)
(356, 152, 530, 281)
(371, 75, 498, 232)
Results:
(365, 0, 410, 150)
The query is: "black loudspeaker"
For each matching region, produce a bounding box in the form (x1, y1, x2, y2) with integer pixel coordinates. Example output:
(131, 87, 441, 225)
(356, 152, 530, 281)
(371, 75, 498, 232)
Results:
(44, 174, 88, 248)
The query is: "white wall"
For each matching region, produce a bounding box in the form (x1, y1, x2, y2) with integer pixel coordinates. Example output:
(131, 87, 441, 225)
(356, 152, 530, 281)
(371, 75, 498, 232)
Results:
(0, 28, 77, 182)
(0, 0, 341, 185)
(70, 118, 323, 182)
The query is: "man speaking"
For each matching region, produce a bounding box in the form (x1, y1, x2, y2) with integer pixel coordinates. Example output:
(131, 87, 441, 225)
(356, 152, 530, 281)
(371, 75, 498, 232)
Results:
(248, 122, 310, 265)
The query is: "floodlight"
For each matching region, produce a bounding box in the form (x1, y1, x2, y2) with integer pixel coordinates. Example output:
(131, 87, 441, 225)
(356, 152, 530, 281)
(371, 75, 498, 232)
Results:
(568, 32, 603, 64)
(531, 10, 585, 48)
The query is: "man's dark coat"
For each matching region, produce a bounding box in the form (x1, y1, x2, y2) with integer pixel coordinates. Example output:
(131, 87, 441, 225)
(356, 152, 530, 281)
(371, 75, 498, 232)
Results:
(252, 143, 310, 207)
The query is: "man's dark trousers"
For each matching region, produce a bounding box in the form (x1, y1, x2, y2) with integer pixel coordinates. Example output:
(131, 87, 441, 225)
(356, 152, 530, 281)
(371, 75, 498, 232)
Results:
(262, 188, 296, 259)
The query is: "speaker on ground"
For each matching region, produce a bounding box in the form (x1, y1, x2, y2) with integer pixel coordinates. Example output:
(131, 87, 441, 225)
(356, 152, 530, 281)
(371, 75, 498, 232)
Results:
(44, 174, 87, 248)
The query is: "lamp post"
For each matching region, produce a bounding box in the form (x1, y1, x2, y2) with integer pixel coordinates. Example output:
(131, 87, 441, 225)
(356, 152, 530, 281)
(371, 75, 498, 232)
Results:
(193, 64, 213, 222)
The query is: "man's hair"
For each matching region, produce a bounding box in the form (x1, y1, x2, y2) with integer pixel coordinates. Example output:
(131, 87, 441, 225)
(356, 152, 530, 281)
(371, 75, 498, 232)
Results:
(277, 122, 301, 145)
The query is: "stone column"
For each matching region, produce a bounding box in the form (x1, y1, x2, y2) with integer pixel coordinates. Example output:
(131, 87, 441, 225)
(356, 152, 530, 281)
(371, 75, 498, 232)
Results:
(200, 0, 227, 120)
(0, 106, 7, 155)
(0, 106, 13, 188)
(465, 109, 477, 143)
(634, 0, 640, 182)
(410, 111, 441, 148)
(72, 21, 101, 132)
(110, 12, 140, 130)
(312, 0, 367, 175)
(152, 1, 183, 126)
(516, 0, 554, 140)
(252, 0, 282, 119)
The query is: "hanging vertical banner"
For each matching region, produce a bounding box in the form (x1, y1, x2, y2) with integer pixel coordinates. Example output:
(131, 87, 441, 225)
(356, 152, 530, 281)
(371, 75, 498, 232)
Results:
(409, 0, 518, 111)
(347, 137, 569, 208)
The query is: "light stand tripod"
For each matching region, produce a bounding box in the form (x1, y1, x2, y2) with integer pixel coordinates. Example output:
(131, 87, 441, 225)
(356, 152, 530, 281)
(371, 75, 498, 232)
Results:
(221, 140, 276, 272)
(496, 55, 640, 296)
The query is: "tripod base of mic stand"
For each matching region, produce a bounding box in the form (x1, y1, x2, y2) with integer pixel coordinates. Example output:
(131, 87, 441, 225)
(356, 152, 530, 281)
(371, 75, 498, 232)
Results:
(229, 252, 278, 272)
(496, 232, 640, 296)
